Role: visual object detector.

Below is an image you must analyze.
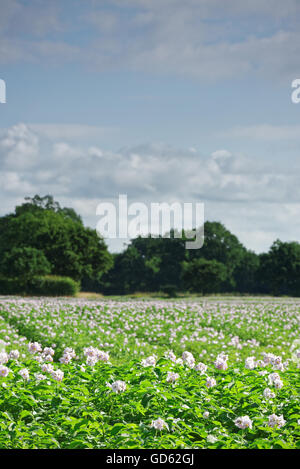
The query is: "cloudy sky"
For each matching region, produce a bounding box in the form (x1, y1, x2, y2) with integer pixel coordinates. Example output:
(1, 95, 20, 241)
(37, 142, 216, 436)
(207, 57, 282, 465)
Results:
(1, 0, 300, 252)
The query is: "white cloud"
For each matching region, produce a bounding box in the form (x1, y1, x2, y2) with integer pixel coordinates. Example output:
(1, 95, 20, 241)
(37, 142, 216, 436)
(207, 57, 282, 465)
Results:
(0, 122, 300, 252)
(28, 124, 117, 141)
(0, 124, 297, 204)
(219, 124, 300, 140)
(0, 123, 39, 169)
(1, 0, 300, 79)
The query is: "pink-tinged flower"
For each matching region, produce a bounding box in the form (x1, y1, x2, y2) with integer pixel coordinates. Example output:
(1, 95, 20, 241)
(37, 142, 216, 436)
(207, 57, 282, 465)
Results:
(273, 362, 285, 372)
(234, 416, 253, 430)
(0, 365, 10, 377)
(268, 372, 280, 382)
(273, 379, 283, 389)
(59, 353, 73, 364)
(203, 411, 210, 419)
(35, 373, 47, 381)
(97, 350, 110, 362)
(263, 352, 276, 365)
(86, 356, 98, 366)
(255, 359, 265, 367)
(268, 372, 283, 389)
(195, 362, 207, 374)
(214, 353, 228, 370)
(165, 351, 176, 362)
(245, 357, 256, 370)
(43, 354, 53, 362)
(182, 351, 195, 368)
(8, 350, 19, 360)
(83, 346, 98, 358)
(150, 418, 169, 431)
(43, 347, 55, 356)
(263, 388, 275, 399)
(51, 369, 64, 382)
(63, 347, 76, 358)
(166, 371, 179, 383)
(141, 355, 156, 367)
(28, 342, 42, 354)
(19, 368, 30, 381)
(108, 380, 126, 393)
(84, 347, 109, 364)
(41, 363, 54, 373)
(0, 352, 8, 364)
(205, 377, 216, 388)
(268, 414, 286, 428)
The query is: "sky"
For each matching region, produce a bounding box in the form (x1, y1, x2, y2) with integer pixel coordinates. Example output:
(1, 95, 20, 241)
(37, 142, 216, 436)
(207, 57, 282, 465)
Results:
(1, 0, 300, 253)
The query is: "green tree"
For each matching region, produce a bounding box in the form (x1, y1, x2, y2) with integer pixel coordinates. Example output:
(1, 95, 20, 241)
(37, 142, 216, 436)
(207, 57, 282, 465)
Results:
(0, 196, 112, 282)
(16, 194, 83, 224)
(233, 250, 260, 293)
(258, 240, 300, 296)
(187, 221, 246, 291)
(182, 258, 227, 294)
(1, 247, 51, 286)
(101, 246, 148, 294)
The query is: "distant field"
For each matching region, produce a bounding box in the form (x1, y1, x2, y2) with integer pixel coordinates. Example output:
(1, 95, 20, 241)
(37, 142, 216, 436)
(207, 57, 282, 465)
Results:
(0, 297, 299, 449)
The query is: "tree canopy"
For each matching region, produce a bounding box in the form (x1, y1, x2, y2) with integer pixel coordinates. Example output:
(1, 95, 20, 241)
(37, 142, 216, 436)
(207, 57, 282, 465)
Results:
(0, 195, 112, 283)
(1, 196, 300, 296)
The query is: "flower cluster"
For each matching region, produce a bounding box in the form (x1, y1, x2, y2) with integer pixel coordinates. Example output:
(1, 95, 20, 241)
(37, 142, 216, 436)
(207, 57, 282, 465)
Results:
(263, 387, 276, 399)
(234, 416, 253, 430)
(150, 418, 169, 431)
(28, 342, 42, 354)
(19, 368, 30, 381)
(263, 353, 285, 371)
(245, 356, 256, 370)
(214, 353, 228, 371)
(141, 355, 156, 367)
(268, 372, 283, 389)
(182, 351, 195, 368)
(83, 346, 109, 366)
(0, 365, 10, 377)
(268, 414, 286, 428)
(0, 351, 8, 364)
(60, 347, 76, 364)
(195, 362, 207, 374)
(107, 380, 127, 393)
(166, 371, 180, 383)
(205, 377, 216, 388)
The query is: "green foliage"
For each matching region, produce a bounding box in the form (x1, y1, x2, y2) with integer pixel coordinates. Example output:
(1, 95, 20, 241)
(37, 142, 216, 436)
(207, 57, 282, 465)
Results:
(1, 197, 300, 297)
(0, 195, 112, 288)
(0, 277, 24, 295)
(0, 298, 299, 449)
(0, 358, 298, 449)
(186, 222, 246, 291)
(160, 284, 178, 298)
(1, 247, 51, 285)
(0, 275, 79, 296)
(182, 258, 227, 294)
(233, 250, 260, 294)
(101, 222, 253, 295)
(101, 222, 300, 297)
(29, 275, 80, 296)
(258, 240, 300, 296)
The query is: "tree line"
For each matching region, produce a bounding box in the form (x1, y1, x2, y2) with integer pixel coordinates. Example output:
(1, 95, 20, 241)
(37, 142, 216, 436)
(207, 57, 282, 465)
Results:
(1, 195, 300, 296)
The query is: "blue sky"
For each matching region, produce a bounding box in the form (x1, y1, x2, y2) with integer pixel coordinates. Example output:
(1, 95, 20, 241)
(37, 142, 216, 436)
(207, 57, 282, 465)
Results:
(1, 0, 300, 252)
